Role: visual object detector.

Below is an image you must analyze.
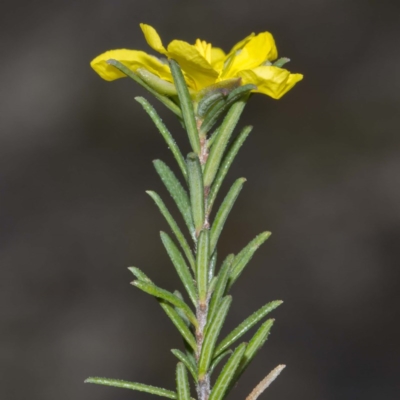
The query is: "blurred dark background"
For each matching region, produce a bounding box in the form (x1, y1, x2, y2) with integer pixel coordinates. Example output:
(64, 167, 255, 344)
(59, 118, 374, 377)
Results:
(1, 1, 400, 399)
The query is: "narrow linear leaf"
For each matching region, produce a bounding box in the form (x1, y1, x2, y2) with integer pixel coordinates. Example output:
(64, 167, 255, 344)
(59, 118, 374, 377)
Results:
(209, 349, 232, 377)
(207, 276, 217, 297)
(153, 160, 195, 240)
(159, 301, 197, 351)
(203, 99, 247, 188)
(208, 251, 217, 283)
(170, 295, 197, 385)
(207, 127, 220, 149)
(160, 232, 197, 306)
(136, 97, 187, 180)
(107, 59, 182, 118)
(198, 296, 232, 378)
(185, 348, 197, 368)
(169, 59, 200, 155)
(147, 191, 196, 271)
(200, 99, 226, 136)
(228, 231, 272, 289)
(210, 178, 246, 254)
(171, 349, 197, 382)
(128, 267, 152, 283)
(200, 85, 255, 135)
(245, 365, 286, 400)
(232, 319, 275, 385)
(207, 125, 252, 213)
(195, 78, 241, 100)
(215, 300, 283, 357)
(197, 92, 226, 118)
(136, 68, 178, 96)
(173, 290, 191, 327)
(176, 363, 191, 400)
(85, 377, 177, 399)
(132, 280, 198, 327)
(226, 84, 257, 104)
(208, 343, 247, 400)
(207, 254, 234, 324)
(187, 153, 205, 236)
(196, 229, 210, 303)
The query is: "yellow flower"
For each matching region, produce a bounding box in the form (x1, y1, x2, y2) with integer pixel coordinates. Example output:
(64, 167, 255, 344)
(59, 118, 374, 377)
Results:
(90, 24, 303, 99)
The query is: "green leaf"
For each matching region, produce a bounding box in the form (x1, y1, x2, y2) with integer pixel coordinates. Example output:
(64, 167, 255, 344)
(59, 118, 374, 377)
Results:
(147, 191, 196, 271)
(107, 59, 182, 118)
(207, 254, 234, 324)
(209, 178, 246, 254)
(128, 267, 152, 283)
(187, 153, 205, 236)
(153, 160, 195, 240)
(173, 290, 191, 327)
(197, 92, 226, 118)
(203, 99, 247, 188)
(195, 78, 241, 110)
(136, 68, 179, 96)
(207, 276, 217, 297)
(200, 84, 255, 136)
(228, 231, 272, 289)
(206, 127, 220, 149)
(273, 57, 291, 68)
(208, 251, 217, 283)
(160, 232, 197, 306)
(169, 59, 200, 155)
(132, 280, 198, 327)
(232, 319, 275, 384)
(199, 99, 226, 136)
(136, 97, 187, 181)
(85, 377, 177, 399)
(226, 84, 256, 103)
(176, 363, 191, 400)
(198, 296, 232, 378)
(159, 301, 197, 351)
(208, 250, 218, 282)
(209, 349, 232, 377)
(215, 300, 282, 357)
(185, 348, 197, 369)
(196, 229, 210, 303)
(171, 349, 197, 382)
(207, 125, 252, 214)
(208, 343, 247, 400)
(245, 365, 286, 400)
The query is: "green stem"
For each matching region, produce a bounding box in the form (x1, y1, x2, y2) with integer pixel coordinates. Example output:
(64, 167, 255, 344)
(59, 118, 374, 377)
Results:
(194, 136, 212, 400)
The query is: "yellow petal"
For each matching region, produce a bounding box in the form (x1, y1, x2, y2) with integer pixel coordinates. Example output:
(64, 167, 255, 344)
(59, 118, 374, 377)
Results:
(194, 39, 212, 63)
(90, 49, 172, 82)
(210, 47, 226, 70)
(222, 32, 278, 79)
(140, 23, 167, 55)
(227, 32, 255, 56)
(167, 40, 219, 90)
(237, 66, 303, 99)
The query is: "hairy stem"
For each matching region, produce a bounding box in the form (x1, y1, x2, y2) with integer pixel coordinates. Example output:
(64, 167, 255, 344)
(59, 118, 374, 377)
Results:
(196, 133, 211, 400)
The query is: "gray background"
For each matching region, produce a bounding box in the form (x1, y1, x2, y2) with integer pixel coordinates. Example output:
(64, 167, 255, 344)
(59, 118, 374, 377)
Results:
(1, 1, 400, 399)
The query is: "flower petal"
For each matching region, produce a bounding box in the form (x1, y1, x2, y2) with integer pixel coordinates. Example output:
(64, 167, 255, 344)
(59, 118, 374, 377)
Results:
(210, 47, 226, 70)
(140, 23, 167, 55)
(237, 66, 303, 99)
(90, 49, 172, 82)
(167, 40, 219, 90)
(227, 32, 255, 56)
(222, 32, 278, 79)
